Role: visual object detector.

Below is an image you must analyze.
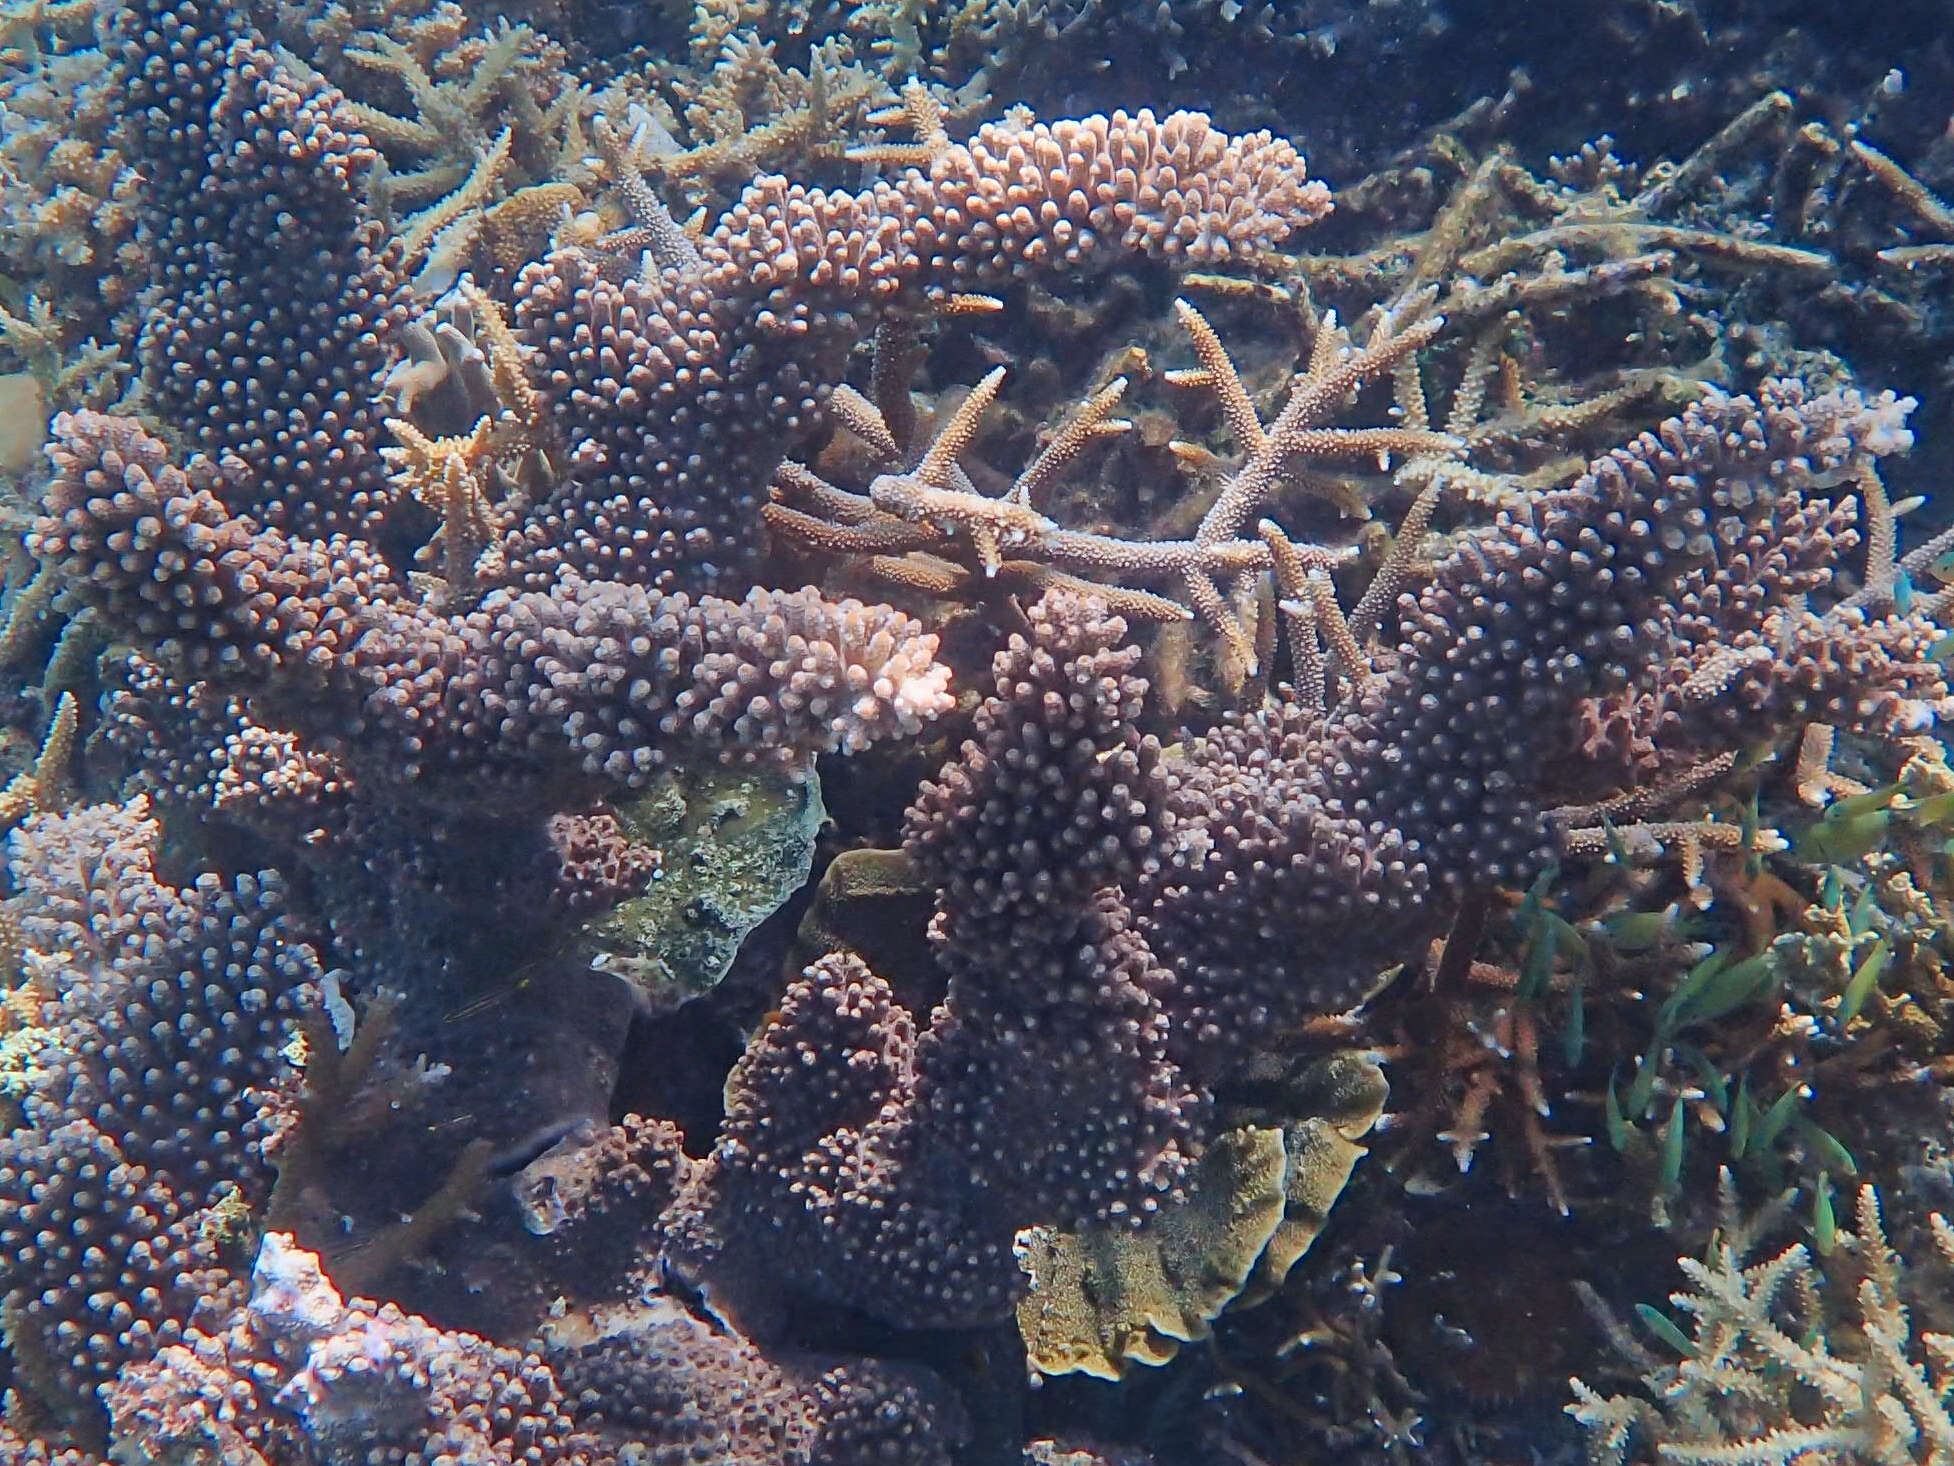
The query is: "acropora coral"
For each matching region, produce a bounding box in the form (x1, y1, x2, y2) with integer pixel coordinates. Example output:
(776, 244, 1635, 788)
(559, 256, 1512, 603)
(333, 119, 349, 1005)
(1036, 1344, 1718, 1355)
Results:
(3, 1, 1954, 1463)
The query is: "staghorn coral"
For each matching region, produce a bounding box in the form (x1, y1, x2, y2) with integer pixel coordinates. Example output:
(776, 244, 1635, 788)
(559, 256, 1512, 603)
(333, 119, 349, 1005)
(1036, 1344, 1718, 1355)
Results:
(1349, 694, 1954, 1234)
(33, 4, 1332, 844)
(327, 13, 586, 241)
(93, 1151, 967, 1466)
(15, 2, 1367, 1399)
(0, 3, 140, 370)
(510, 104, 1331, 597)
(1571, 1180, 1954, 1466)
(1144, 380, 1954, 1053)
(598, 30, 894, 217)
(0, 689, 73, 838)
(766, 297, 1452, 672)
(13, 39, 1359, 1359)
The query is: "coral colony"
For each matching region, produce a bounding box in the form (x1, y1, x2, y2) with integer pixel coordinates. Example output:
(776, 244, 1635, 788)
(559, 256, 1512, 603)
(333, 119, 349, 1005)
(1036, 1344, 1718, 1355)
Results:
(4, 1, 1954, 1463)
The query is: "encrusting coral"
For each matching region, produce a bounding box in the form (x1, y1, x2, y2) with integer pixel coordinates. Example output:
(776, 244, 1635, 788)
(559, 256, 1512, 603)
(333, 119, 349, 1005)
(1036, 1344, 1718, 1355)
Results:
(1015, 1049, 1388, 1380)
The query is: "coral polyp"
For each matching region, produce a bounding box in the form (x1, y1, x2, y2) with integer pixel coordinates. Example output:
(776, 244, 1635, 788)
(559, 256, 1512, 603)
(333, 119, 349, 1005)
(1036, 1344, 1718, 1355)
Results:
(4, 1, 1954, 1463)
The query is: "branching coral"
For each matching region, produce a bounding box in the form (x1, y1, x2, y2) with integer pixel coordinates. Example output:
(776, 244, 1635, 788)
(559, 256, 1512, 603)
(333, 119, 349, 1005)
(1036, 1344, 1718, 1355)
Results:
(662, 365, 1954, 1333)
(1572, 1180, 1954, 1466)
(7, 12, 1372, 1448)
(110, 7, 415, 540)
(600, 32, 892, 215)
(663, 593, 1201, 1331)
(11, 3, 1954, 1463)
(33, 1, 1335, 831)
(767, 298, 1452, 671)
(511, 103, 1331, 597)
(104, 1232, 594, 1466)
(548, 1294, 964, 1465)
(0, 796, 324, 1440)
(1145, 380, 1952, 1042)
(0, 0, 140, 366)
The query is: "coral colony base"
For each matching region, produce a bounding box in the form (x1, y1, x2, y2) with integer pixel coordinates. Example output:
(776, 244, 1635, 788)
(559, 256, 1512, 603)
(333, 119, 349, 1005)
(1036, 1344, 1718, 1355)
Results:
(4, 0, 1954, 1463)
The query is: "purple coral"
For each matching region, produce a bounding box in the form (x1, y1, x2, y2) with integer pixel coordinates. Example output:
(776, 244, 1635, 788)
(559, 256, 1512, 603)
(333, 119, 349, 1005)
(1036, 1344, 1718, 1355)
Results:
(541, 812, 662, 915)
(109, 2, 414, 537)
(668, 597, 1201, 1329)
(1568, 381, 1946, 783)
(0, 798, 323, 1436)
(1146, 381, 1954, 1044)
(511, 112, 1331, 596)
(103, 1233, 592, 1466)
(554, 1298, 962, 1466)
(666, 383, 1954, 1338)
(32, 413, 955, 785)
(15, 3, 1954, 1463)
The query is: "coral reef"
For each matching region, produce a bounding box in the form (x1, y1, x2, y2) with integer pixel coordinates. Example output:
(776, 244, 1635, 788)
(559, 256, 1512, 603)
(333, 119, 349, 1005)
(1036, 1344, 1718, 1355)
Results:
(105, 1232, 592, 1466)
(576, 757, 827, 1010)
(5, 0, 1954, 1462)
(0, 0, 137, 382)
